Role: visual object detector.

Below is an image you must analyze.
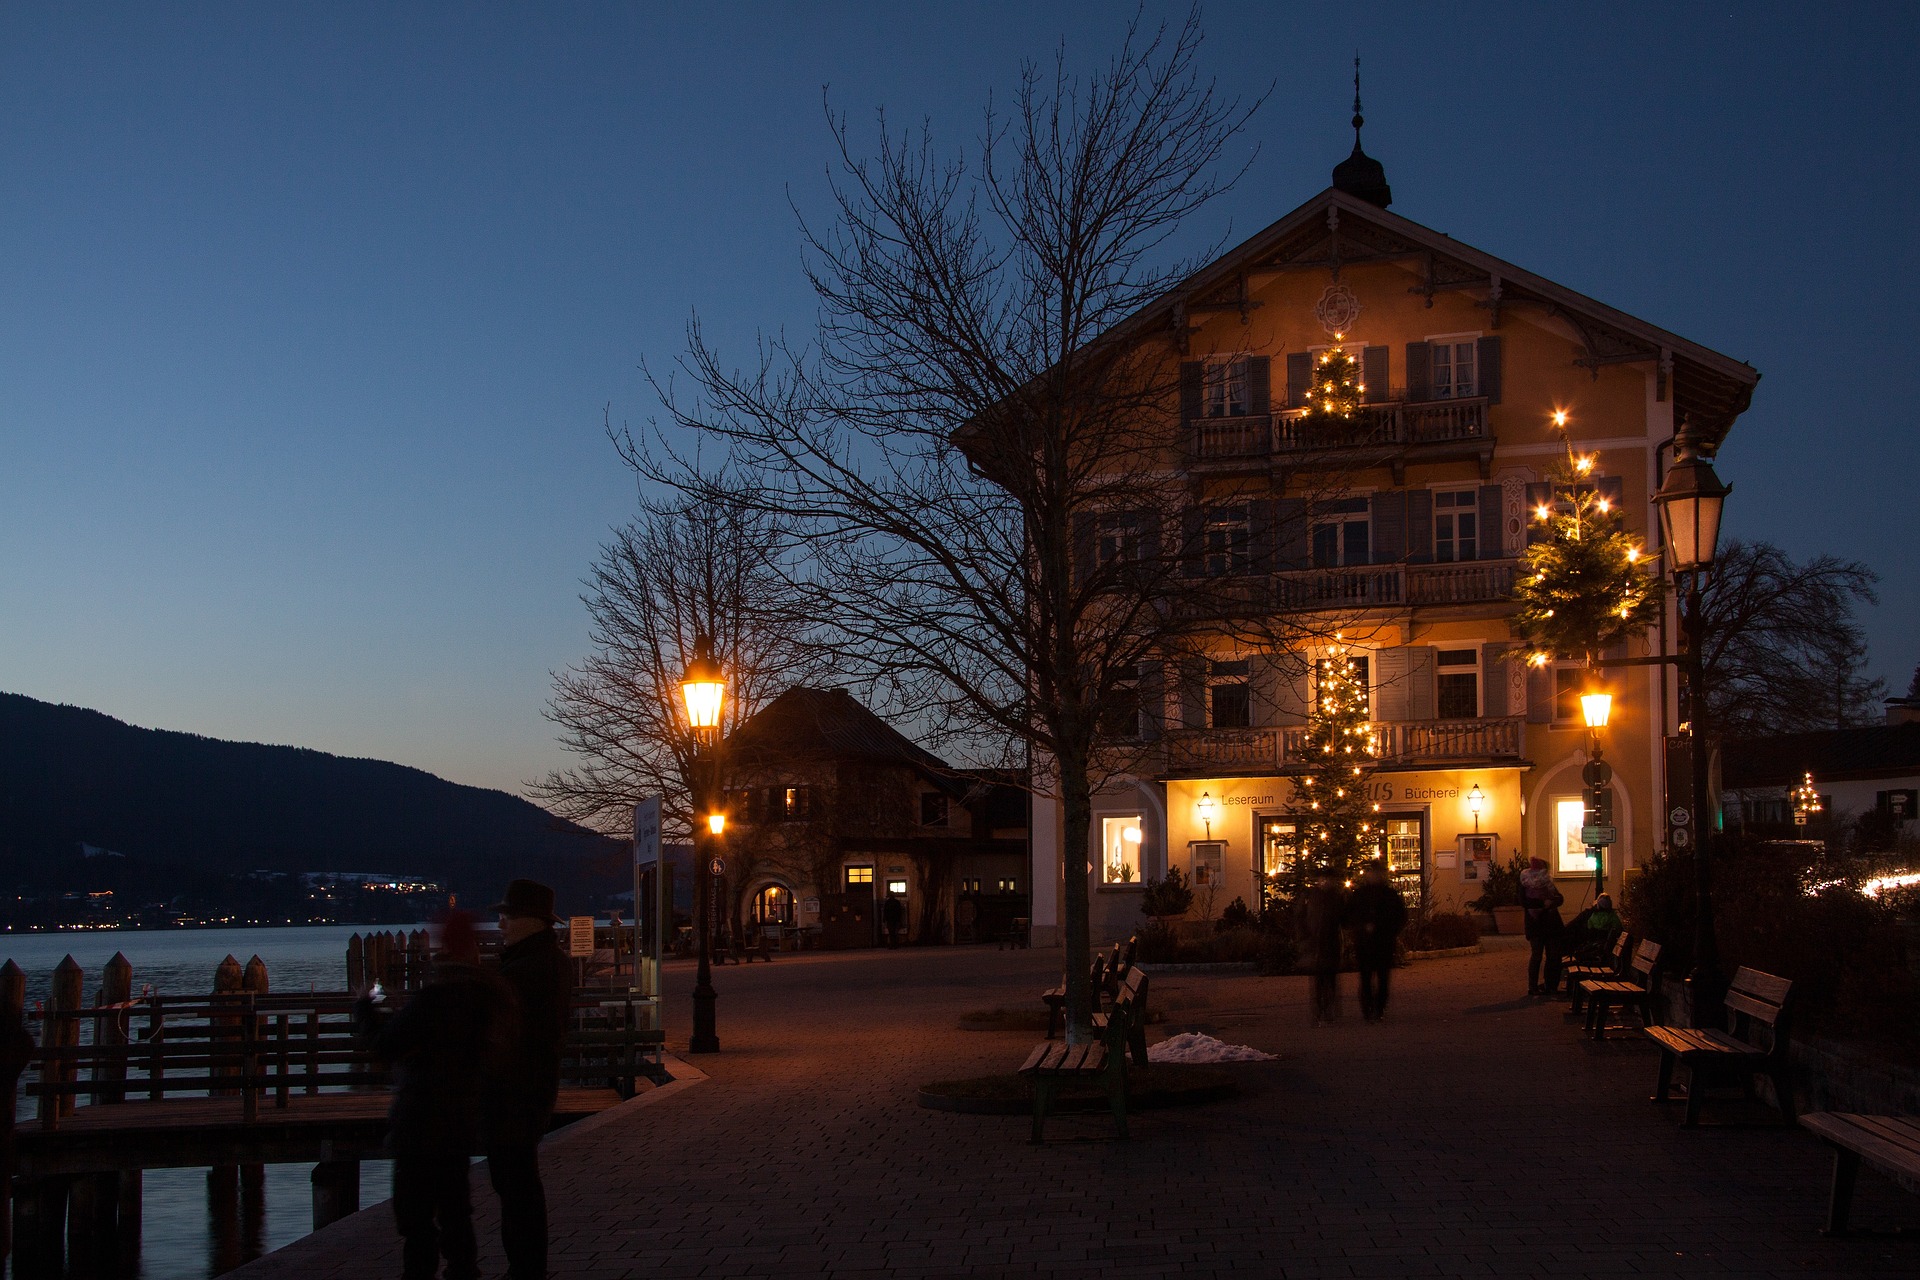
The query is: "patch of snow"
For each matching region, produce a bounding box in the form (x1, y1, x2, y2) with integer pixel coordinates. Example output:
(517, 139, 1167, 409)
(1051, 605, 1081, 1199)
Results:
(1147, 1032, 1274, 1063)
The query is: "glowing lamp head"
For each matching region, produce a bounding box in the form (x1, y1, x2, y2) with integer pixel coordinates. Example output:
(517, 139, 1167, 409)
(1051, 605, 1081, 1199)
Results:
(680, 636, 727, 735)
(1654, 421, 1731, 573)
(1196, 792, 1217, 826)
(1467, 783, 1485, 817)
(1581, 689, 1614, 730)
(707, 812, 727, 836)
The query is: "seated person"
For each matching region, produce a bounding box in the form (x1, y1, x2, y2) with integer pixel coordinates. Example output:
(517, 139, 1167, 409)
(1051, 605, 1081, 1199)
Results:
(1558, 893, 1622, 970)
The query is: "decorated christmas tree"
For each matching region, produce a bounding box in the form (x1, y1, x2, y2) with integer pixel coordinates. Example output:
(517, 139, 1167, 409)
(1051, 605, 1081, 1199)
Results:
(1302, 337, 1363, 426)
(1510, 421, 1663, 667)
(1282, 642, 1382, 899)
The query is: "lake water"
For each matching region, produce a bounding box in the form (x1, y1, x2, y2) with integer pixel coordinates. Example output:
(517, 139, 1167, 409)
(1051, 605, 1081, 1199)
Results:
(1, 925, 422, 1279)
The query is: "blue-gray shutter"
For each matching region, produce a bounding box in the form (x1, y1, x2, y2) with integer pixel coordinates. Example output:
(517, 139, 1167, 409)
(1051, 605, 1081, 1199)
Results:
(1405, 342, 1432, 402)
(1525, 483, 1553, 546)
(1251, 659, 1281, 728)
(1179, 362, 1203, 422)
(1285, 353, 1312, 408)
(1247, 356, 1271, 416)
(1481, 643, 1510, 718)
(1406, 489, 1434, 563)
(1362, 345, 1390, 404)
(1407, 647, 1436, 721)
(1477, 336, 1502, 404)
(1248, 498, 1274, 573)
(1370, 491, 1407, 564)
(1180, 507, 1205, 577)
(1373, 647, 1410, 721)
(1478, 485, 1504, 560)
(1525, 661, 1552, 724)
(1274, 498, 1310, 569)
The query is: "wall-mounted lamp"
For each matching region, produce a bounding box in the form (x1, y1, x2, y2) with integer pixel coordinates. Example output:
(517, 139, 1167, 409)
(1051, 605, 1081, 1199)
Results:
(1196, 791, 1217, 840)
(1581, 689, 1614, 730)
(1467, 783, 1485, 834)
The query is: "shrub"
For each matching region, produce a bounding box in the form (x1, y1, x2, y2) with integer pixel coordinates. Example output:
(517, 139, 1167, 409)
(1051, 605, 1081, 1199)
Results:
(1407, 910, 1481, 951)
(1216, 897, 1256, 932)
(1139, 865, 1194, 919)
(1466, 854, 1525, 912)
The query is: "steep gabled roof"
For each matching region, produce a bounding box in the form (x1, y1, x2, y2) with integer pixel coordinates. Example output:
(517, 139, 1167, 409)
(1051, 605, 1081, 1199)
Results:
(1120, 187, 1759, 445)
(1722, 724, 1920, 789)
(725, 686, 963, 792)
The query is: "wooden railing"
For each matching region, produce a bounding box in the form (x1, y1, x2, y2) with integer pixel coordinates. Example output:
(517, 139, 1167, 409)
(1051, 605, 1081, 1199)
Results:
(1163, 716, 1524, 773)
(1188, 397, 1491, 460)
(1406, 560, 1516, 604)
(1274, 565, 1404, 608)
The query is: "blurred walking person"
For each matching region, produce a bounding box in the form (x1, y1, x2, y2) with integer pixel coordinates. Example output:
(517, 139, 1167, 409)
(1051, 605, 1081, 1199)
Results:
(1302, 867, 1346, 1025)
(485, 879, 573, 1280)
(1347, 859, 1407, 1023)
(1521, 857, 1566, 996)
(359, 911, 507, 1280)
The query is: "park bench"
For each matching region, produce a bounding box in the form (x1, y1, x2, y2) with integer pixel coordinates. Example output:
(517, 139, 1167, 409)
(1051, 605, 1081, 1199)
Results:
(1042, 953, 1107, 1040)
(1018, 969, 1143, 1143)
(1092, 967, 1150, 1068)
(1647, 966, 1795, 1128)
(1564, 931, 1631, 1015)
(1799, 1112, 1920, 1235)
(1579, 939, 1662, 1041)
(998, 916, 1031, 950)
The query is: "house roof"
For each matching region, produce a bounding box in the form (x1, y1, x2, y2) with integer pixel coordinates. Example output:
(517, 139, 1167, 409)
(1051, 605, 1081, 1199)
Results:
(725, 687, 964, 792)
(1113, 186, 1760, 446)
(1721, 723, 1920, 789)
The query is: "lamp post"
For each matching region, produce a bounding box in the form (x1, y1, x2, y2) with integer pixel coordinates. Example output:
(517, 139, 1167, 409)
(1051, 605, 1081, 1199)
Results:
(681, 636, 726, 1054)
(1653, 421, 1731, 1017)
(1467, 783, 1485, 834)
(1580, 686, 1614, 895)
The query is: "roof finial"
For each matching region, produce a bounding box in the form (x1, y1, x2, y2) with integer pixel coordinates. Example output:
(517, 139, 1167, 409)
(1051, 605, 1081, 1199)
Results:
(1352, 54, 1364, 142)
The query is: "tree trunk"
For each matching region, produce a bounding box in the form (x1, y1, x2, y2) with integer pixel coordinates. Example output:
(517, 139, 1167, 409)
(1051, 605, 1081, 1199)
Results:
(1058, 754, 1094, 1044)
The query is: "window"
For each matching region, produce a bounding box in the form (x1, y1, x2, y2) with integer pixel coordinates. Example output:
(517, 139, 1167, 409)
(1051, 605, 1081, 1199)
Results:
(1314, 654, 1371, 718)
(1554, 797, 1599, 876)
(844, 865, 875, 889)
(1100, 815, 1144, 885)
(1202, 357, 1249, 418)
(1209, 659, 1252, 729)
(1431, 340, 1477, 399)
(1259, 819, 1299, 911)
(1097, 513, 1142, 566)
(1311, 498, 1370, 568)
(1203, 506, 1251, 576)
(1552, 667, 1584, 725)
(920, 792, 949, 827)
(751, 884, 794, 926)
(886, 878, 908, 896)
(1436, 649, 1480, 720)
(774, 786, 812, 821)
(997, 877, 1019, 892)
(723, 788, 756, 824)
(1433, 489, 1478, 562)
(1101, 671, 1143, 740)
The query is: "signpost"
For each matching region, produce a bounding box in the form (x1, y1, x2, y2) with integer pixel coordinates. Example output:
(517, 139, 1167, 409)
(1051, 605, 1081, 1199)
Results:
(567, 915, 596, 960)
(1580, 824, 1618, 848)
(632, 798, 664, 1028)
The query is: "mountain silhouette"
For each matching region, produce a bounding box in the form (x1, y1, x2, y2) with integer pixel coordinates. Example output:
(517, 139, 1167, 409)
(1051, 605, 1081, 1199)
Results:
(0, 691, 622, 912)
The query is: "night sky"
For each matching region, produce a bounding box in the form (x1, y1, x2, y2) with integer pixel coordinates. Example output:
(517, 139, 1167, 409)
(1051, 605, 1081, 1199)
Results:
(3, 3, 1914, 798)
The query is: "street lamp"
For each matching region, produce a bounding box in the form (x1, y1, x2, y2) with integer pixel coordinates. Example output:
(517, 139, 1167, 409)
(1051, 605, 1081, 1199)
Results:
(1652, 420, 1731, 1018)
(680, 636, 726, 1054)
(1467, 783, 1485, 834)
(1581, 685, 1614, 895)
(1196, 791, 1217, 840)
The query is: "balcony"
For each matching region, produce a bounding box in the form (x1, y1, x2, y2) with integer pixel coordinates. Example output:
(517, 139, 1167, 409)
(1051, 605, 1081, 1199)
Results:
(1188, 397, 1490, 462)
(1161, 716, 1525, 777)
(1262, 560, 1516, 612)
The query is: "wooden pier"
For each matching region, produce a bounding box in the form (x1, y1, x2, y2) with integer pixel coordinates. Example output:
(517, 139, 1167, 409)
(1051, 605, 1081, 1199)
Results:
(1, 934, 665, 1277)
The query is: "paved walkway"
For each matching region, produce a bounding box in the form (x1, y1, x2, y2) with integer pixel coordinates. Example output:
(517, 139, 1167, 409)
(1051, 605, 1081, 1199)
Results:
(234, 943, 1915, 1279)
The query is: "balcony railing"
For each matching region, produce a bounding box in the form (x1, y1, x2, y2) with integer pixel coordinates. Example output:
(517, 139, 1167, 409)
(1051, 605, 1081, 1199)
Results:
(1162, 716, 1524, 774)
(1188, 397, 1490, 461)
(1260, 560, 1516, 611)
(1406, 561, 1516, 605)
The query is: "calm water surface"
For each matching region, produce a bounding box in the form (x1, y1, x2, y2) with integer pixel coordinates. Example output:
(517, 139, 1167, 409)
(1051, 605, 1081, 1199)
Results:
(2, 925, 423, 1279)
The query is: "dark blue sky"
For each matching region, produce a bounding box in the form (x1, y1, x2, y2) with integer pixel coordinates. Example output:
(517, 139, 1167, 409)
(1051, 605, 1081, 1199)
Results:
(3, 3, 1914, 796)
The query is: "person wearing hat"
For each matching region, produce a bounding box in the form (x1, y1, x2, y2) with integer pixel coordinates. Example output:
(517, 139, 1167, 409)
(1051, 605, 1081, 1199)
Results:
(483, 879, 572, 1280)
(1558, 892, 1623, 974)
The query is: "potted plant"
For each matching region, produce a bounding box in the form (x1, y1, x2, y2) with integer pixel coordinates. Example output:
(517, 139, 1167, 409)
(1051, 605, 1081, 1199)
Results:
(1468, 855, 1527, 935)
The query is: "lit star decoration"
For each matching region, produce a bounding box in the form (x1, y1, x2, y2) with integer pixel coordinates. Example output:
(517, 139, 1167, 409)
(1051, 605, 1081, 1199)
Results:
(1510, 413, 1664, 668)
(1303, 333, 1364, 425)
(1280, 639, 1381, 900)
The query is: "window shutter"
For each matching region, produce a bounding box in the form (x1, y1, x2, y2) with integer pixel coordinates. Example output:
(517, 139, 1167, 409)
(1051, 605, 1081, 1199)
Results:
(1137, 508, 1163, 565)
(1477, 485, 1504, 560)
(1247, 356, 1271, 416)
(1179, 362, 1203, 422)
(1179, 659, 1207, 730)
(1525, 483, 1553, 546)
(1180, 507, 1205, 577)
(1139, 662, 1165, 742)
(1525, 661, 1552, 724)
(1481, 643, 1510, 718)
(1406, 489, 1434, 563)
(1073, 514, 1096, 586)
(1370, 490, 1406, 564)
(1373, 647, 1410, 722)
(1275, 665, 1308, 722)
(1248, 498, 1274, 573)
(1274, 497, 1310, 569)
(1362, 345, 1390, 404)
(1405, 342, 1431, 402)
(1251, 660, 1281, 729)
(1407, 646, 1436, 721)
(1477, 336, 1502, 404)
(1285, 353, 1312, 408)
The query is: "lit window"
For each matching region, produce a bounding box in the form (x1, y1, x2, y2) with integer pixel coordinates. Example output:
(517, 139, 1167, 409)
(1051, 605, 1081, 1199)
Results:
(1554, 797, 1599, 876)
(844, 865, 875, 888)
(1432, 341, 1477, 399)
(783, 786, 812, 820)
(1100, 815, 1143, 885)
(886, 879, 908, 896)
(998, 877, 1019, 892)
(1433, 489, 1478, 562)
(752, 885, 794, 926)
(1203, 358, 1249, 418)
(1436, 649, 1479, 720)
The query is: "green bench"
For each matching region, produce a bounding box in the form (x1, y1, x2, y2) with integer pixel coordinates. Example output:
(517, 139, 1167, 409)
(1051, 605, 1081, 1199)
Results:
(1019, 968, 1144, 1144)
(1647, 966, 1795, 1127)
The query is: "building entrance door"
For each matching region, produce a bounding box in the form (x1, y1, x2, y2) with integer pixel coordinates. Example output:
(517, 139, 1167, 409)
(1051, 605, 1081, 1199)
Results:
(1380, 814, 1427, 909)
(1258, 818, 1299, 913)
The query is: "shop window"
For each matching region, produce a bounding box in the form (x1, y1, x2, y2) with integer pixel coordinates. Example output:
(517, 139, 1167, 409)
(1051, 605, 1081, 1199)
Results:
(752, 884, 794, 926)
(1100, 815, 1144, 885)
(1436, 649, 1479, 720)
(920, 792, 949, 827)
(1553, 797, 1599, 876)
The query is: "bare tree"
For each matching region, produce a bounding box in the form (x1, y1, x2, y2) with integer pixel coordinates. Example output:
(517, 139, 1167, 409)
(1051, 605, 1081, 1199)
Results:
(531, 476, 816, 842)
(637, 15, 1341, 1039)
(1699, 540, 1884, 738)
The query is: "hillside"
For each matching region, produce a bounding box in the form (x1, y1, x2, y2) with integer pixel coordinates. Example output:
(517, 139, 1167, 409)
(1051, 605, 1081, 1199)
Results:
(0, 692, 623, 921)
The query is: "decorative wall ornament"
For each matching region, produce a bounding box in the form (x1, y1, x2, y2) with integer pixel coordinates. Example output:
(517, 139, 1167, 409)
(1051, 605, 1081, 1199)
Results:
(1500, 471, 1531, 557)
(1313, 282, 1361, 336)
(1508, 654, 1528, 726)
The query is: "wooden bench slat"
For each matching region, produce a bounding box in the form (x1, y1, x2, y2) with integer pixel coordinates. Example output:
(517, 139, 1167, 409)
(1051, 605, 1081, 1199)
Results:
(1730, 966, 1793, 1006)
(1802, 1113, 1920, 1179)
(1841, 1114, 1920, 1161)
(1722, 990, 1785, 1022)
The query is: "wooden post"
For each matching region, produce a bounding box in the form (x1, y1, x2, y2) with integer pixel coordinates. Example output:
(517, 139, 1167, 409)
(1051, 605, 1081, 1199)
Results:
(1, 959, 29, 1269)
(207, 1165, 240, 1276)
(407, 929, 429, 992)
(66, 1172, 119, 1276)
(242, 955, 269, 996)
(116, 1169, 142, 1273)
(310, 1160, 360, 1231)
(241, 1161, 266, 1263)
(346, 933, 364, 993)
(212, 956, 242, 1098)
(95, 951, 132, 1105)
(43, 956, 82, 1126)
(12, 1177, 67, 1276)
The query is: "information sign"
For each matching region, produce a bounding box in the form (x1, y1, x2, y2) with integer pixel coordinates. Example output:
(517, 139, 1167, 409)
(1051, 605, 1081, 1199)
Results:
(709, 857, 726, 877)
(567, 915, 595, 959)
(1580, 824, 1618, 847)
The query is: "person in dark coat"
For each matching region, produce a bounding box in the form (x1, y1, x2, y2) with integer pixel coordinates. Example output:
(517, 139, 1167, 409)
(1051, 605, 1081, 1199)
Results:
(1558, 892, 1622, 969)
(1520, 857, 1566, 996)
(1301, 867, 1346, 1025)
(485, 879, 573, 1280)
(1346, 859, 1408, 1022)
(881, 892, 906, 948)
(359, 911, 508, 1280)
